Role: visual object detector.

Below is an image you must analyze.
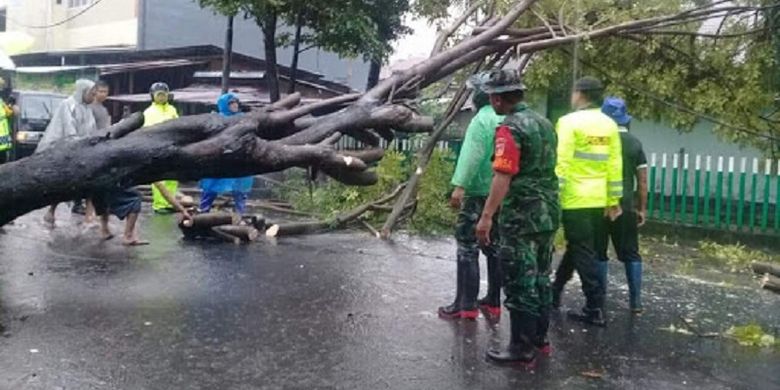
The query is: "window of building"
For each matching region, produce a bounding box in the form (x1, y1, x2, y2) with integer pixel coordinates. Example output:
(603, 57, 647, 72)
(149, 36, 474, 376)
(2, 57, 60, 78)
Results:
(68, 0, 92, 8)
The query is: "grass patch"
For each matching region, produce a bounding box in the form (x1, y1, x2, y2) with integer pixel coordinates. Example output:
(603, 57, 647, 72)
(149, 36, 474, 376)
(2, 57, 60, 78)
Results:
(697, 241, 778, 272)
(726, 324, 777, 347)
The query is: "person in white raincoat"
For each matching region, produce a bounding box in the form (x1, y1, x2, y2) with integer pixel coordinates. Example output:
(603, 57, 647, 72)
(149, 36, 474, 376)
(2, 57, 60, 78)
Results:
(37, 79, 97, 224)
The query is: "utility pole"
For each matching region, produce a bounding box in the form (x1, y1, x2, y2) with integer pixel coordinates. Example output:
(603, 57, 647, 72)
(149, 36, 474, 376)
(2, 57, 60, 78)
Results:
(221, 15, 235, 94)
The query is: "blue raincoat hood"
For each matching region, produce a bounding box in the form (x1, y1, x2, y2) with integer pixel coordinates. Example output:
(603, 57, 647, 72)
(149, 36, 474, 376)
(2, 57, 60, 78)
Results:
(217, 93, 240, 116)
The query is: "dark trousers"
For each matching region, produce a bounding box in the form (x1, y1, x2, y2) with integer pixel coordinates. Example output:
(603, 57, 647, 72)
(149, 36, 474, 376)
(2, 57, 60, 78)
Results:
(600, 210, 642, 263)
(454, 196, 501, 308)
(553, 208, 608, 310)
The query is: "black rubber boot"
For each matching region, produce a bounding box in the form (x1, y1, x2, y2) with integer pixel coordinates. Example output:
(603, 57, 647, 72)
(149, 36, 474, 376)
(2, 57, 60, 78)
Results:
(461, 258, 480, 312)
(535, 308, 552, 355)
(478, 254, 502, 318)
(438, 261, 464, 318)
(487, 311, 537, 365)
(567, 307, 607, 327)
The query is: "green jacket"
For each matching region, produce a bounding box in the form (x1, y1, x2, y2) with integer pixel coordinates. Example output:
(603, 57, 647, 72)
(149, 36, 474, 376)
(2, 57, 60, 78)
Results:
(450, 105, 505, 197)
(499, 104, 560, 235)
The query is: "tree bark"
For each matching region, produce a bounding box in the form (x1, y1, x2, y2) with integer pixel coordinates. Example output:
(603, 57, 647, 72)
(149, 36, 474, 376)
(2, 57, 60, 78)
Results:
(261, 13, 281, 103)
(752, 262, 780, 278)
(214, 225, 259, 242)
(366, 58, 381, 90)
(288, 12, 304, 94)
(761, 274, 780, 293)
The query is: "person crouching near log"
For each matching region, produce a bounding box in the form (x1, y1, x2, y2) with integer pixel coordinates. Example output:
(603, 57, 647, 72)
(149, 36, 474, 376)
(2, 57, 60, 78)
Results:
(475, 69, 559, 365)
(198, 93, 254, 214)
(143, 82, 185, 214)
(36, 79, 98, 225)
(439, 75, 505, 320)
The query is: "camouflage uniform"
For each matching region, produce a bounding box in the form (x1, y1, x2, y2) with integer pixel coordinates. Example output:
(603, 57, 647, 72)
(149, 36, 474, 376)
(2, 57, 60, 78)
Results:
(496, 106, 560, 318)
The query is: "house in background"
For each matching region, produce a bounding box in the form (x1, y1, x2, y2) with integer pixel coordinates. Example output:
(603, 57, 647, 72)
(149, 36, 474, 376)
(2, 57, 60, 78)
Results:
(11, 44, 354, 119)
(1, 0, 370, 90)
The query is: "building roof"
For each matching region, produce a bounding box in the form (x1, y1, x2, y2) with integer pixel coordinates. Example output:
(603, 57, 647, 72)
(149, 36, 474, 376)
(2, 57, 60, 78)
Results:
(108, 84, 322, 108)
(15, 59, 209, 75)
(12, 45, 354, 93)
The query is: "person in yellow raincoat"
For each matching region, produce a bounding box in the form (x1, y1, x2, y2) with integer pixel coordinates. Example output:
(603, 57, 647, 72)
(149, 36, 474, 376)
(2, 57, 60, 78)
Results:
(143, 82, 182, 213)
(0, 77, 15, 164)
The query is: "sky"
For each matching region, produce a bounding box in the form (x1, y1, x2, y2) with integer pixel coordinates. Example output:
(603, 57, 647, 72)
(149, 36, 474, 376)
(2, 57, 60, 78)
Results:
(389, 16, 438, 63)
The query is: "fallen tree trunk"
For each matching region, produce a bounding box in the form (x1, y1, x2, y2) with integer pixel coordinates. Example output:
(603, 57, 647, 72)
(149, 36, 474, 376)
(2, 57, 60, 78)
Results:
(0, 0, 750, 230)
(751, 262, 780, 278)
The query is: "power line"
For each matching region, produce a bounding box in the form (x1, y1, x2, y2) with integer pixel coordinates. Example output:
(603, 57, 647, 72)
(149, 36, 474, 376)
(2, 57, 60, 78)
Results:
(0, 0, 104, 30)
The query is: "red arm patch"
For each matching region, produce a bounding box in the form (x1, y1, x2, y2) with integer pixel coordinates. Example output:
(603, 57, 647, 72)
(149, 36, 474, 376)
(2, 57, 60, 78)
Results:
(493, 125, 521, 175)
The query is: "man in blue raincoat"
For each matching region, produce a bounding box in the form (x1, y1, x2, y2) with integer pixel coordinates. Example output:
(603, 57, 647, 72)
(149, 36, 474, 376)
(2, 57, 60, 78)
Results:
(198, 93, 254, 214)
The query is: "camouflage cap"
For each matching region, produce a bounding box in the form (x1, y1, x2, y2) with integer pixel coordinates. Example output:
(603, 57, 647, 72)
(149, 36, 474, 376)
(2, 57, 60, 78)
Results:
(480, 69, 526, 94)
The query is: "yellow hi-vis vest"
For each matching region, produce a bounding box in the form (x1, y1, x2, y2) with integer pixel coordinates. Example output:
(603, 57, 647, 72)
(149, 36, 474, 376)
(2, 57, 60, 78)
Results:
(555, 108, 623, 209)
(143, 103, 179, 211)
(0, 102, 11, 152)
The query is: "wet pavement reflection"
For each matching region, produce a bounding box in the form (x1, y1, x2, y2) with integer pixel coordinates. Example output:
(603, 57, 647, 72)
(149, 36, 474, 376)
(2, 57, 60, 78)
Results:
(0, 210, 778, 389)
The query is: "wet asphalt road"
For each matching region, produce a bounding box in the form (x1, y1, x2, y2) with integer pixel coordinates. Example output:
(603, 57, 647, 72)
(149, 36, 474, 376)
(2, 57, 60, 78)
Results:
(0, 210, 778, 390)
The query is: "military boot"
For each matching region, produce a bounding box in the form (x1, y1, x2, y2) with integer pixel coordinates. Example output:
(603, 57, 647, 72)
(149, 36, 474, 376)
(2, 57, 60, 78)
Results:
(625, 261, 643, 314)
(487, 311, 537, 365)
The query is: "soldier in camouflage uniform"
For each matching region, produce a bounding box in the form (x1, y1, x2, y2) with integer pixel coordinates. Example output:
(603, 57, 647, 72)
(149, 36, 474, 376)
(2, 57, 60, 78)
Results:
(439, 74, 505, 320)
(476, 69, 559, 365)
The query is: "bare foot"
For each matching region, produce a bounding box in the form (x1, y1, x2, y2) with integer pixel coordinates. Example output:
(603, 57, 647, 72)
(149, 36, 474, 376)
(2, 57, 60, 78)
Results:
(101, 229, 115, 241)
(122, 237, 149, 246)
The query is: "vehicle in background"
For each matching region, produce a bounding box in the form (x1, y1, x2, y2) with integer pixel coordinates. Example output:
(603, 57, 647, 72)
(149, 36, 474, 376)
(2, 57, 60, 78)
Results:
(11, 91, 66, 159)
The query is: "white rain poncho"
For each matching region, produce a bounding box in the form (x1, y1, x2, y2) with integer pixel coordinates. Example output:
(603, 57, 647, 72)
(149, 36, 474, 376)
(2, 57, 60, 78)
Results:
(35, 79, 97, 152)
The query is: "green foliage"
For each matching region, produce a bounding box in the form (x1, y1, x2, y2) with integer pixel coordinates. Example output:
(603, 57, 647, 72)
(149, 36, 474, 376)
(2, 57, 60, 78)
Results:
(409, 149, 457, 234)
(197, 0, 410, 64)
(697, 240, 778, 272)
(282, 150, 406, 219)
(521, 0, 780, 155)
(281, 149, 457, 234)
(726, 324, 777, 347)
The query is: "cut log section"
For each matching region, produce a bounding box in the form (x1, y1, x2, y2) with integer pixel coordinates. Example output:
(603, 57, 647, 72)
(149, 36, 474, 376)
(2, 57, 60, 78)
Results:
(751, 262, 780, 278)
(213, 225, 259, 243)
(761, 274, 780, 293)
(210, 226, 241, 244)
(178, 212, 239, 239)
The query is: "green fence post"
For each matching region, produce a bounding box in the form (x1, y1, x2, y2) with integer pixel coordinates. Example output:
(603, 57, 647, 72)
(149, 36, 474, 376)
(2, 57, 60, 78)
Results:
(681, 154, 689, 223)
(726, 157, 735, 229)
(749, 158, 758, 231)
(703, 156, 712, 226)
(737, 157, 747, 230)
(660, 153, 668, 220)
(670, 154, 679, 221)
(715, 156, 724, 229)
(775, 159, 780, 232)
(693, 155, 701, 225)
(648, 153, 657, 219)
(761, 159, 771, 232)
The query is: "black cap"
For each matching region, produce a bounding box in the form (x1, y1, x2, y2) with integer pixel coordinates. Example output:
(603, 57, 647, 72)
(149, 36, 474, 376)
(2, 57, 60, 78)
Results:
(574, 76, 603, 92)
